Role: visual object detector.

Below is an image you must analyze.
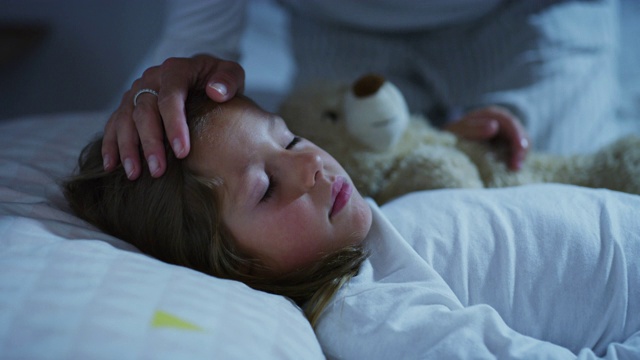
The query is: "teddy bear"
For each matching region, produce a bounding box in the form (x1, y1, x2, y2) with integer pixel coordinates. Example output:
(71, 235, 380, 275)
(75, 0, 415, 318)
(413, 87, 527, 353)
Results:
(279, 74, 640, 204)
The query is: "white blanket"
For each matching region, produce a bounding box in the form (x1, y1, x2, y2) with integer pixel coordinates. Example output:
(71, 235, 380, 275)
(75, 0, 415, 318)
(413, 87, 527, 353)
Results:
(316, 185, 640, 359)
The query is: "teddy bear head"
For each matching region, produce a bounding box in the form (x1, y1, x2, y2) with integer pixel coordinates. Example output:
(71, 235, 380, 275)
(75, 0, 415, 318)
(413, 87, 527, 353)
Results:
(279, 74, 410, 152)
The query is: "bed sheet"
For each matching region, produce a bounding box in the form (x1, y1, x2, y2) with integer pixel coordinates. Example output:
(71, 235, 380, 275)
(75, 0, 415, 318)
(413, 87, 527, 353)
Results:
(0, 113, 325, 359)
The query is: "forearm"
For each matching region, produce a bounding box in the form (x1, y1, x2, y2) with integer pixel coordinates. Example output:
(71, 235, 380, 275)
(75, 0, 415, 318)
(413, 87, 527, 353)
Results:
(145, 0, 247, 67)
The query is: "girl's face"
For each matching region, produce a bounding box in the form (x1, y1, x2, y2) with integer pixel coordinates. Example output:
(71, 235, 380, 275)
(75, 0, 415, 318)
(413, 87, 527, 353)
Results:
(188, 97, 372, 275)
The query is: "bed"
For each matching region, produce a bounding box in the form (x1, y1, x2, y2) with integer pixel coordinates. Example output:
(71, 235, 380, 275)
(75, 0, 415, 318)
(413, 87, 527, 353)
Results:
(1, 1, 639, 359)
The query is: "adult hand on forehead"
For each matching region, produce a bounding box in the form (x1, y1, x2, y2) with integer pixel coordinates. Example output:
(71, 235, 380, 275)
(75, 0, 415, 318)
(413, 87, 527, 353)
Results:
(102, 54, 245, 180)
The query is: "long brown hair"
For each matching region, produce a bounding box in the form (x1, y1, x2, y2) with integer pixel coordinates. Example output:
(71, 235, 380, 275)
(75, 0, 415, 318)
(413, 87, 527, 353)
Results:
(63, 90, 367, 326)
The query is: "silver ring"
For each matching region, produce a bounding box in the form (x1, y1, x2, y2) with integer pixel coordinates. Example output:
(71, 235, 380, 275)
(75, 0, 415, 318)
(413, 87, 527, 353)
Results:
(133, 88, 159, 106)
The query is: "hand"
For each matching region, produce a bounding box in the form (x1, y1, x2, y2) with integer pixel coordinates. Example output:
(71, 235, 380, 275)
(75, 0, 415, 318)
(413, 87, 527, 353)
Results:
(102, 54, 245, 180)
(444, 106, 530, 171)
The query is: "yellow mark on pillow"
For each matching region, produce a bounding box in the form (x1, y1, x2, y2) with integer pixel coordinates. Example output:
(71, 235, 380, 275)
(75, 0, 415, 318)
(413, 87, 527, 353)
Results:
(151, 310, 203, 331)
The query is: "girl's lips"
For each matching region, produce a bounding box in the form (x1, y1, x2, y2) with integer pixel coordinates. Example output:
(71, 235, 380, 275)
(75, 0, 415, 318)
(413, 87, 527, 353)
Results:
(330, 176, 352, 218)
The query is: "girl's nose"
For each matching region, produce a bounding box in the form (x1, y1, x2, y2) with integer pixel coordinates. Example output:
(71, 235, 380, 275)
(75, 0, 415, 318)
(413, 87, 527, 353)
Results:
(287, 151, 322, 195)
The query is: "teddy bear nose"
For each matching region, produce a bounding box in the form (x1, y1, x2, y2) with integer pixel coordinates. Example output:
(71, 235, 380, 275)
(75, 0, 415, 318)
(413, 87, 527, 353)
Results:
(352, 74, 386, 98)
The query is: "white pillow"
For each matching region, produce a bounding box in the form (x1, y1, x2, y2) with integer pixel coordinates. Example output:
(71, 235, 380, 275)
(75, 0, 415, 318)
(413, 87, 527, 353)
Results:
(0, 112, 324, 359)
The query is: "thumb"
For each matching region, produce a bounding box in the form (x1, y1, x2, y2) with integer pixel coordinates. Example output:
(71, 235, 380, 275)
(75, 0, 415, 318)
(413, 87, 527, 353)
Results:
(206, 61, 246, 102)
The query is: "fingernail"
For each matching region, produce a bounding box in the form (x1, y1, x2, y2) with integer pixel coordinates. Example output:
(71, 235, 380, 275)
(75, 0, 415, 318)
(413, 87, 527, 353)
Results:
(172, 138, 184, 157)
(103, 154, 111, 170)
(481, 119, 499, 131)
(148, 155, 160, 176)
(124, 158, 135, 178)
(208, 82, 228, 96)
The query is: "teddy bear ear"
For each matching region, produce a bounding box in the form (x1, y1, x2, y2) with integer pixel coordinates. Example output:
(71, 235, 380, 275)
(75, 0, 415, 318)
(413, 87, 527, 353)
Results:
(343, 74, 410, 152)
(352, 74, 386, 97)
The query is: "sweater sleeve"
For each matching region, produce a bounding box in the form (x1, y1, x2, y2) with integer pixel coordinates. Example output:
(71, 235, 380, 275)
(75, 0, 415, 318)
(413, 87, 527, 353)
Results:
(320, 284, 640, 359)
(145, 0, 247, 64)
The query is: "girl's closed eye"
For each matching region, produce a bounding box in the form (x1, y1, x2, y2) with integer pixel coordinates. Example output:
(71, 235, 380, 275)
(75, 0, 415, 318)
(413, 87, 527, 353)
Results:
(261, 175, 277, 202)
(260, 136, 302, 203)
(287, 136, 301, 149)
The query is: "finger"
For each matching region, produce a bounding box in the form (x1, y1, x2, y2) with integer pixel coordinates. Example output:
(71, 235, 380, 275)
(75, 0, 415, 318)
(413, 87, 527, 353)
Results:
(205, 59, 246, 102)
(102, 111, 123, 172)
(102, 89, 138, 172)
(113, 105, 143, 180)
(444, 117, 500, 140)
(132, 94, 167, 177)
(120, 75, 163, 179)
(489, 111, 530, 171)
(503, 126, 530, 171)
(156, 63, 191, 159)
(103, 86, 144, 179)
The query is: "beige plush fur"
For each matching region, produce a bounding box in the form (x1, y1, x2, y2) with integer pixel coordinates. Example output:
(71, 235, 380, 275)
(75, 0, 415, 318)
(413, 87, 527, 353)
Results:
(280, 75, 640, 204)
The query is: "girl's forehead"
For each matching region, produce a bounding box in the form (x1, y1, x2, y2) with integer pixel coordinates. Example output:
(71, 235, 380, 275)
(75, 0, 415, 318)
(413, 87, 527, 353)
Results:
(205, 97, 270, 129)
(190, 103, 273, 171)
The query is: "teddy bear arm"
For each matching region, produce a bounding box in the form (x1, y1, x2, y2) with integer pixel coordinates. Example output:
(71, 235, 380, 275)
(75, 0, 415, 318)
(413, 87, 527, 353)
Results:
(513, 136, 640, 194)
(341, 155, 395, 200)
(581, 135, 640, 194)
(374, 145, 484, 204)
(455, 140, 590, 188)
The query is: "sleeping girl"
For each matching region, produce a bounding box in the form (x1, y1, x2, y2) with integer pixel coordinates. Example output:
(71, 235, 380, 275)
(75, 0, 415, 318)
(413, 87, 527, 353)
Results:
(64, 90, 640, 359)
